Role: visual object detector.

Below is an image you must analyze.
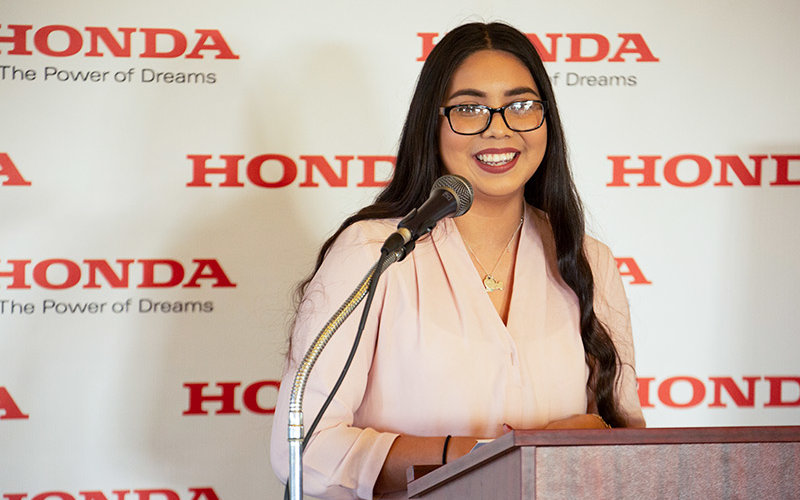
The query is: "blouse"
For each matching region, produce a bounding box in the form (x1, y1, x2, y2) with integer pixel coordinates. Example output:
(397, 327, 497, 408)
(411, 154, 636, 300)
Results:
(270, 205, 645, 499)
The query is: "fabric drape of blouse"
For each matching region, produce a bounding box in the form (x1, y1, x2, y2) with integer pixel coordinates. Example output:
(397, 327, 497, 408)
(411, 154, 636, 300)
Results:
(270, 205, 645, 499)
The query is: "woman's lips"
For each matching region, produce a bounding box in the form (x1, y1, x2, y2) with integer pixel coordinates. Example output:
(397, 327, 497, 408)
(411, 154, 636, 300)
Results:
(473, 149, 520, 173)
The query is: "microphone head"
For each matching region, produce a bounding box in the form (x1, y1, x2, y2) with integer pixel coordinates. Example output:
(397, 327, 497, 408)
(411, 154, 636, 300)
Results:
(432, 174, 473, 217)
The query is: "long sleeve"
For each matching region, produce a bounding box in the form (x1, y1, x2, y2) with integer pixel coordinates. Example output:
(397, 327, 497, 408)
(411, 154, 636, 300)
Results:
(270, 221, 400, 499)
(586, 238, 646, 427)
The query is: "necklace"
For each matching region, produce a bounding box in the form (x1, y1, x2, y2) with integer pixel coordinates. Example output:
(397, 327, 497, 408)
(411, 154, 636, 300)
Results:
(463, 214, 524, 293)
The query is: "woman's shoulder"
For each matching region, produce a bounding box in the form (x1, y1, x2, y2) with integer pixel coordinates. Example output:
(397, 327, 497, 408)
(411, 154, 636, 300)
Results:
(334, 218, 400, 248)
(584, 234, 614, 260)
(318, 218, 402, 268)
(582, 234, 623, 295)
(527, 207, 617, 281)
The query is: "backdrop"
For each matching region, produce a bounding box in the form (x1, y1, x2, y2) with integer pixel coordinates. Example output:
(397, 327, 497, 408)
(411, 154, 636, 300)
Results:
(1, 1, 799, 498)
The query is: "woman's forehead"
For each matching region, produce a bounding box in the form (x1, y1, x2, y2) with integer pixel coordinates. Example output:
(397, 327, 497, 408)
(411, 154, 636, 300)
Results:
(445, 50, 539, 100)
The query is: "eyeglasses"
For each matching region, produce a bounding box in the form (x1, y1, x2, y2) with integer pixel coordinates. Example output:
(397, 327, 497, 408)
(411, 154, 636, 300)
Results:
(439, 100, 547, 135)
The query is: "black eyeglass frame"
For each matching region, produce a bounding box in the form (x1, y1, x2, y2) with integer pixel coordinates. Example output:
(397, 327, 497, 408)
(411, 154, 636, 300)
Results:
(439, 100, 548, 135)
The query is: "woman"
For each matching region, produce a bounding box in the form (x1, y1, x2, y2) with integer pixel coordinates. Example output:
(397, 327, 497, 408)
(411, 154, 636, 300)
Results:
(270, 22, 645, 499)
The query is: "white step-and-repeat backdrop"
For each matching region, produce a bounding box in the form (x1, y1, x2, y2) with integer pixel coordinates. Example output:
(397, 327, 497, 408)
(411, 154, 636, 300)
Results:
(2, 1, 798, 498)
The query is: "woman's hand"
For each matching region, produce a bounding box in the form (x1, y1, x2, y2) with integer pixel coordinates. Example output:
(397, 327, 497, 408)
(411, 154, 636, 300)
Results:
(542, 413, 610, 430)
(503, 414, 611, 433)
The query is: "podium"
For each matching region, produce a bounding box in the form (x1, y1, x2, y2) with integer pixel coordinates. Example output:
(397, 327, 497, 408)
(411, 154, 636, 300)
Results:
(406, 426, 800, 499)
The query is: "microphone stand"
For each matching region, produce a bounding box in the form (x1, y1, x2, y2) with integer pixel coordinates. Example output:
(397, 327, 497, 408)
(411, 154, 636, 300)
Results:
(287, 247, 404, 500)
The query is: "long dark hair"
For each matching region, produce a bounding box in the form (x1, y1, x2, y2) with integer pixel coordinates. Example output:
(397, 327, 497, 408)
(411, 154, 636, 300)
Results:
(295, 22, 631, 427)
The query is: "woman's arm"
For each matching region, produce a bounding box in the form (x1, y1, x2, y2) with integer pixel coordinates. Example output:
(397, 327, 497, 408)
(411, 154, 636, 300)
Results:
(270, 221, 403, 499)
(588, 238, 647, 428)
(374, 435, 479, 495)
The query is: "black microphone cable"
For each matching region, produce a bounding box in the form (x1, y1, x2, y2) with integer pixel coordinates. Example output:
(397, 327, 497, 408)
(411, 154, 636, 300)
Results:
(284, 249, 393, 500)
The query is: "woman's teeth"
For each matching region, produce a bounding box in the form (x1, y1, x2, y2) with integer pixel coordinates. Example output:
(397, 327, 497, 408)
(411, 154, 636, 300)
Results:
(476, 152, 517, 166)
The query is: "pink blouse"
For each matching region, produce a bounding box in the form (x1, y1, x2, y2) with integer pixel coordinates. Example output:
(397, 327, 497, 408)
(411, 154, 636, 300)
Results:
(270, 206, 645, 499)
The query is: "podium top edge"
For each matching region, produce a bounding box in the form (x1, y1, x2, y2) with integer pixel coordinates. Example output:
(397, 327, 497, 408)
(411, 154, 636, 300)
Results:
(507, 425, 800, 447)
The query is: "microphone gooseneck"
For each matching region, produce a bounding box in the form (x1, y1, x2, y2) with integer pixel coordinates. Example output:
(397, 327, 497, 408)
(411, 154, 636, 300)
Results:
(287, 174, 472, 500)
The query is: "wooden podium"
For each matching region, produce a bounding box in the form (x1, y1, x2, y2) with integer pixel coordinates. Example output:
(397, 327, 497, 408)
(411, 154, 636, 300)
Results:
(407, 426, 800, 499)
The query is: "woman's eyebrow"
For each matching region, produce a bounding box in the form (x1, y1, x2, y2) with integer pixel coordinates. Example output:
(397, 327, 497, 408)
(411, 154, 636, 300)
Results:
(447, 88, 486, 100)
(505, 86, 540, 97)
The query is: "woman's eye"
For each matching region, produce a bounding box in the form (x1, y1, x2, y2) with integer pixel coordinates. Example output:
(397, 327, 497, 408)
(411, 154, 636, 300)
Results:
(509, 101, 534, 113)
(454, 105, 484, 116)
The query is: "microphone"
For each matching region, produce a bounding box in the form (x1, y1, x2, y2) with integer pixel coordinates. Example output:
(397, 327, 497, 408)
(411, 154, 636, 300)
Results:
(381, 174, 473, 259)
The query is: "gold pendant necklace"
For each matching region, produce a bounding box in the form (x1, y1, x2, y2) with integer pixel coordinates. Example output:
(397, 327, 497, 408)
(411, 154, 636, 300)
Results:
(482, 275, 504, 293)
(464, 214, 524, 293)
